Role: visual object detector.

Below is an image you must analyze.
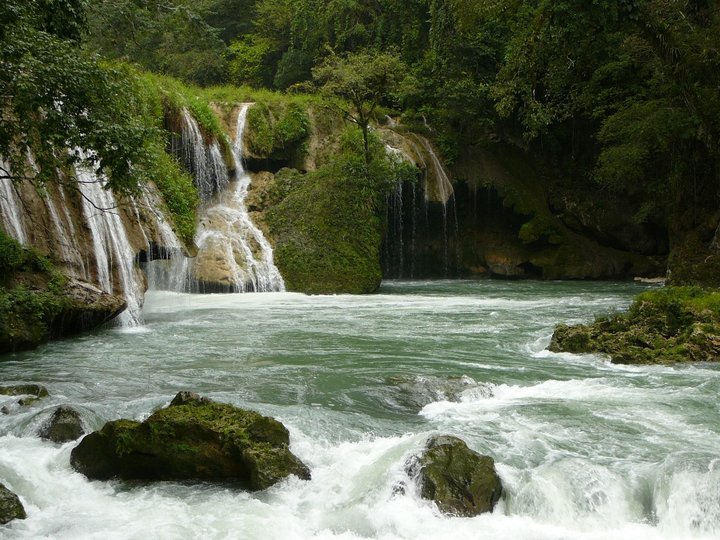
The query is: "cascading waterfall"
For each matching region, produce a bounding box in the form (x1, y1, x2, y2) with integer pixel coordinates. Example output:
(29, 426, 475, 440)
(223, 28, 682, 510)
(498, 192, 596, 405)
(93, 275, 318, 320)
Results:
(0, 164, 28, 244)
(77, 167, 144, 326)
(136, 188, 191, 292)
(180, 109, 229, 202)
(382, 133, 460, 278)
(189, 104, 284, 293)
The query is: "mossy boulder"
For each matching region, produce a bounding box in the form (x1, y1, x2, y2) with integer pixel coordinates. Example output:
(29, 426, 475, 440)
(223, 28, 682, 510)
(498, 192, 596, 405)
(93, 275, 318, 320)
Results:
(39, 405, 85, 443)
(406, 435, 503, 517)
(550, 286, 720, 364)
(0, 384, 48, 398)
(70, 392, 310, 490)
(0, 483, 26, 524)
(265, 166, 383, 294)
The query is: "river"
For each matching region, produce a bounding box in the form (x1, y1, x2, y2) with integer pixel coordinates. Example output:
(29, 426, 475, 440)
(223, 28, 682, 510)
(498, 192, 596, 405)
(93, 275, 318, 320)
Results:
(1, 280, 719, 539)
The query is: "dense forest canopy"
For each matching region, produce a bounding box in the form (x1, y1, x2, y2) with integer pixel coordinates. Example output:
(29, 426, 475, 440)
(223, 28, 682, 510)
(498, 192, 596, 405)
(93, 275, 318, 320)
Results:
(83, 0, 720, 217)
(2, 0, 720, 279)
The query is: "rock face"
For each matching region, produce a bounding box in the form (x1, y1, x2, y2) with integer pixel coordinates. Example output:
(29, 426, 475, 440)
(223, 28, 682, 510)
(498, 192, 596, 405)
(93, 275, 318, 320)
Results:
(0, 483, 26, 524)
(550, 286, 720, 364)
(39, 406, 85, 443)
(54, 279, 127, 336)
(407, 435, 503, 517)
(70, 392, 311, 490)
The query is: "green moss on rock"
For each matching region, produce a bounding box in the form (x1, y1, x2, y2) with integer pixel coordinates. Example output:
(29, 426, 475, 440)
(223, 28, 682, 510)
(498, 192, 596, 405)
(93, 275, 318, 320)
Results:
(0, 231, 126, 355)
(550, 286, 720, 364)
(265, 165, 383, 294)
(0, 483, 26, 525)
(407, 435, 503, 517)
(70, 392, 310, 490)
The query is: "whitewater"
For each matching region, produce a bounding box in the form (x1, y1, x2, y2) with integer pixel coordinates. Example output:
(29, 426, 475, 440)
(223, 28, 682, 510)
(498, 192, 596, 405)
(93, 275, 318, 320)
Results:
(0, 280, 719, 539)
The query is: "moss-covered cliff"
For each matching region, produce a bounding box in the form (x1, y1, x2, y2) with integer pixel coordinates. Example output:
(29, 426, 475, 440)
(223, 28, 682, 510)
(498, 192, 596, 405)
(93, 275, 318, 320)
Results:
(0, 232, 126, 353)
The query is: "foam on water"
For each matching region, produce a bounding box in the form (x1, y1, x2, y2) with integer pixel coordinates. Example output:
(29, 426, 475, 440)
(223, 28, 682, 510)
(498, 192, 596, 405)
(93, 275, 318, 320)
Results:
(1, 281, 719, 539)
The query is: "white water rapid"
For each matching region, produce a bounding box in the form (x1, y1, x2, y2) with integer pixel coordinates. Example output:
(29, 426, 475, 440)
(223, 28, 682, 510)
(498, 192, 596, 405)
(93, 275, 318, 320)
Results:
(1, 281, 719, 539)
(189, 104, 284, 292)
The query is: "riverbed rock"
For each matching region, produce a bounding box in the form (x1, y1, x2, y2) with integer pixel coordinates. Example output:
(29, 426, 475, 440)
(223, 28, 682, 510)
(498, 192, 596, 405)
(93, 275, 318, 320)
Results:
(0, 483, 26, 524)
(549, 286, 720, 364)
(406, 435, 503, 517)
(70, 392, 310, 490)
(0, 384, 49, 398)
(55, 279, 127, 335)
(39, 406, 85, 443)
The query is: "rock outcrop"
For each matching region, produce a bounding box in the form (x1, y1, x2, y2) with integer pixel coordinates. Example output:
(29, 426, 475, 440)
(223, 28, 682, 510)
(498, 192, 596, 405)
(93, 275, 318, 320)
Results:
(406, 435, 503, 517)
(0, 484, 26, 525)
(549, 286, 720, 364)
(0, 384, 48, 398)
(39, 406, 85, 443)
(70, 392, 310, 490)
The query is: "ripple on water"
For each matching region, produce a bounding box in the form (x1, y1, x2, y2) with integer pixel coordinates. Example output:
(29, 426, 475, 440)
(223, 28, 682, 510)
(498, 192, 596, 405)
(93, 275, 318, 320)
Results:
(0, 280, 718, 539)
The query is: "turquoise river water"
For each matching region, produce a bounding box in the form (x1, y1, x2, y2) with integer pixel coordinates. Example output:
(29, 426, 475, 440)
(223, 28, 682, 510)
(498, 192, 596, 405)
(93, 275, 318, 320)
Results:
(1, 280, 719, 539)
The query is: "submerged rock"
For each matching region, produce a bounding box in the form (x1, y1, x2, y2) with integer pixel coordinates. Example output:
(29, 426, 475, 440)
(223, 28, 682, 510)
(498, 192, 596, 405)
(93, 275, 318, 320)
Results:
(407, 435, 503, 517)
(0, 385, 49, 398)
(0, 483, 26, 524)
(387, 375, 493, 411)
(39, 406, 85, 443)
(70, 392, 310, 490)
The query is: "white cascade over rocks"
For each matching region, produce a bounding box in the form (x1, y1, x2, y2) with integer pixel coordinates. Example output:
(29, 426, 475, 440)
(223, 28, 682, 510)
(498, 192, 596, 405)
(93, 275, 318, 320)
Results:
(187, 103, 285, 293)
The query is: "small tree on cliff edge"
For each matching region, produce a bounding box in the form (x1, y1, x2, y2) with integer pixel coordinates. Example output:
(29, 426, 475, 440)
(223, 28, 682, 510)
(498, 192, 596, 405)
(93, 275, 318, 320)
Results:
(313, 50, 406, 166)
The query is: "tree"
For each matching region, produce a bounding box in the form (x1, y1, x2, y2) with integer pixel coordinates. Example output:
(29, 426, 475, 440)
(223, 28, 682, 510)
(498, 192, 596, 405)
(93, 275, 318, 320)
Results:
(0, 0, 157, 195)
(313, 49, 406, 164)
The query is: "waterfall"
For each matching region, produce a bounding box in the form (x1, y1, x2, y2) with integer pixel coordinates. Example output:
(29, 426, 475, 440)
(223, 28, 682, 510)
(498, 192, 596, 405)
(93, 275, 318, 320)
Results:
(0, 163, 28, 244)
(382, 133, 460, 278)
(45, 183, 89, 280)
(77, 167, 144, 326)
(139, 188, 192, 292)
(180, 109, 229, 202)
(189, 104, 285, 293)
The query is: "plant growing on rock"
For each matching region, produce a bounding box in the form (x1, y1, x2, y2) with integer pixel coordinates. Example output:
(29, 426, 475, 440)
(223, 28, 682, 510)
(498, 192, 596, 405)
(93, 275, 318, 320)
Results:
(313, 49, 407, 165)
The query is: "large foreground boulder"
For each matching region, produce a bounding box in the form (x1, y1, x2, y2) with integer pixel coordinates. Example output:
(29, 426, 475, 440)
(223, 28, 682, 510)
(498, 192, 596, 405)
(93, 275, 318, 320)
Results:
(70, 392, 310, 490)
(0, 483, 26, 524)
(39, 406, 85, 443)
(407, 435, 503, 517)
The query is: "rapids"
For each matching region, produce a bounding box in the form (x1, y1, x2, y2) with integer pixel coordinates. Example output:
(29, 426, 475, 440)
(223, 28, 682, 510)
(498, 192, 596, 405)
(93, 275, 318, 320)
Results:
(1, 280, 719, 539)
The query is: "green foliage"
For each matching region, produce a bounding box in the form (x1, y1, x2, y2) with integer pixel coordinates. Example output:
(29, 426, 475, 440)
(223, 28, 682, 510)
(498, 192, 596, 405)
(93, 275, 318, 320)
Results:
(634, 287, 720, 319)
(85, 0, 227, 85)
(273, 103, 310, 148)
(273, 49, 313, 89)
(227, 35, 275, 88)
(244, 101, 310, 159)
(0, 230, 69, 353)
(265, 125, 416, 293)
(246, 103, 275, 156)
(148, 152, 199, 246)
(314, 49, 408, 164)
(0, 1, 159, 195)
